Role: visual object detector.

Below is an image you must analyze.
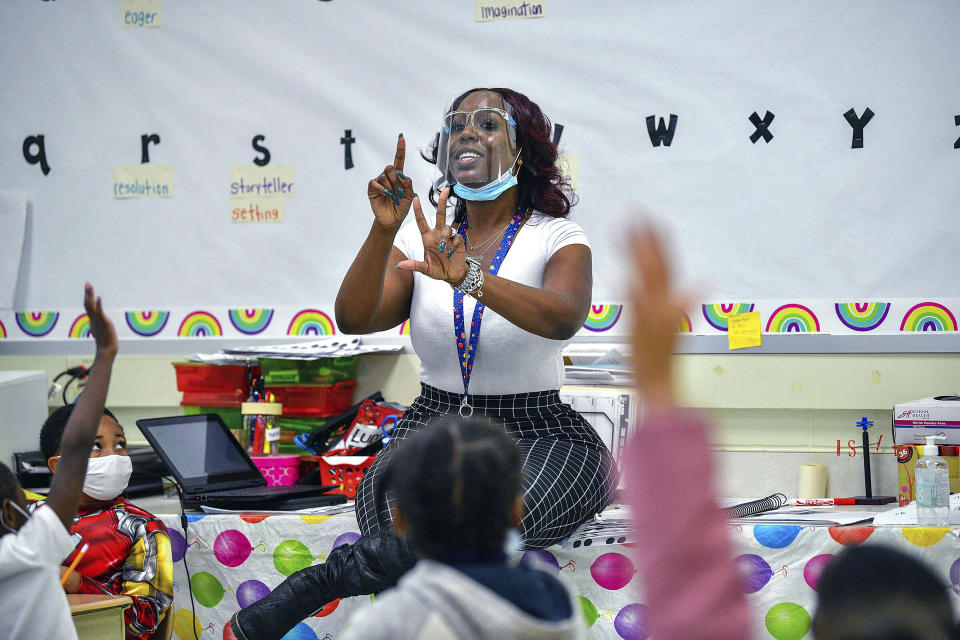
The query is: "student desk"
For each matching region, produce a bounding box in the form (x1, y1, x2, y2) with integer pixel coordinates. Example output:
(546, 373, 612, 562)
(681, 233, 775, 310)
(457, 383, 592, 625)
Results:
(152, 507, 960, 639)
(68, 594, 132, 640)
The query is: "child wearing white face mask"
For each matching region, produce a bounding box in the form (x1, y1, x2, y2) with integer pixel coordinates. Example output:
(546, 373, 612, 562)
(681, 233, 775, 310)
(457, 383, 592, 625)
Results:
(0, 284, 117, 640)
(36, 405, 174, 640)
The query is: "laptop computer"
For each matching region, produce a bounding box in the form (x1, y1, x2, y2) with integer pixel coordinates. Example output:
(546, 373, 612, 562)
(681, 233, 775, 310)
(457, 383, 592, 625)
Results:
(136, 414, 347, 510)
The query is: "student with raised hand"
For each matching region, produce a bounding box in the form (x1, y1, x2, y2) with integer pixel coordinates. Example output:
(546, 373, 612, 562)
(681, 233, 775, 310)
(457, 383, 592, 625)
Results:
(37, 404, 173, 639)
(0, 283, 117, 640)
(340, 415, 585, 640)
(623, 225, 754, 640)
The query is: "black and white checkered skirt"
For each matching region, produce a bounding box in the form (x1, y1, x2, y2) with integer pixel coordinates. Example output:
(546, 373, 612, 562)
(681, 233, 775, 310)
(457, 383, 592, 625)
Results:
(355, 383, 618, 549)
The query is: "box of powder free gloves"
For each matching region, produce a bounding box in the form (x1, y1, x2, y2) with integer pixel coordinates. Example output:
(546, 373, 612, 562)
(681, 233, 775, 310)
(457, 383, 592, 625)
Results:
(893, 396, 960, 445)
(893, 444, 960, 507)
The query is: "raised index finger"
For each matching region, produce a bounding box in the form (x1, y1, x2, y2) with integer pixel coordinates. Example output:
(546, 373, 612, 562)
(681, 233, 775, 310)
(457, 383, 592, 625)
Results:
(393, 134, 405, 172)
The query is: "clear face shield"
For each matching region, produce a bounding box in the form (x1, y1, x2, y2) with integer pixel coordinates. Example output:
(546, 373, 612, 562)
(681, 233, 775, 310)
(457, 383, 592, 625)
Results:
(434, 103, 521, 193)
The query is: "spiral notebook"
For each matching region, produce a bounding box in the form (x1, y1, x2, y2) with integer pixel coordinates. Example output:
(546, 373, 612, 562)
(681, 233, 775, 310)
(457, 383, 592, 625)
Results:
(721, 493, 787, 519)
(721, 494, 875, 525)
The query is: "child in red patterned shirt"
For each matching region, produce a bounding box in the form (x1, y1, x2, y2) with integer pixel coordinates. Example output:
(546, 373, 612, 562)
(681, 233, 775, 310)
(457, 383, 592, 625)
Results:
(36, 405, 174, 640)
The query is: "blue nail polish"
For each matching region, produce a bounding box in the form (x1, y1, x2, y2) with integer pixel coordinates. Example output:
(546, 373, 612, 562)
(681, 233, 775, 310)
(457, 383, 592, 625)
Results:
(391, 195, 400, 206)
(383, 189, 394, 197)
(438, 241, 447, 254)
(446, 248, 455, 258)
(398, 172, 408, 181)
(397, 186, 404, 199)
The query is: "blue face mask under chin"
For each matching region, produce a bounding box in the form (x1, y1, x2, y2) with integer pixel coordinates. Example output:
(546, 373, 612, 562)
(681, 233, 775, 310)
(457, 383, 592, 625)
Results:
(452, 150, 522, 202)
(453, 171, 518, 202)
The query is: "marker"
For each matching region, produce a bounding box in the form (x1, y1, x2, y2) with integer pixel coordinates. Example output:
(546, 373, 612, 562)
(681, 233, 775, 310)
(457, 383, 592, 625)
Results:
(61, 543, 89, 586)
(788, 498, 856, 506)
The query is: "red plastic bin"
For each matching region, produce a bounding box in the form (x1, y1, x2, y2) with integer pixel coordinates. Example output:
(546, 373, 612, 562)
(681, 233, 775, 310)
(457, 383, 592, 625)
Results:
(173, 363, 259, 393)
(180, 390, 246, 407)
(314, 455, 375, 499)
(265, 381, 357, 417)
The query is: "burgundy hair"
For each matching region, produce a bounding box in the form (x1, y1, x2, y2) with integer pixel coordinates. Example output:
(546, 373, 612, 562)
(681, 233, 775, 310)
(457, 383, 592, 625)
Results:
(421, 88, 577, 223)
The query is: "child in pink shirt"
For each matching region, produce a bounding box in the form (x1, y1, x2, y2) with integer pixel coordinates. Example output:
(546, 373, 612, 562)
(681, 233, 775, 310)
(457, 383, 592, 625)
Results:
(623, 225, 753, 640)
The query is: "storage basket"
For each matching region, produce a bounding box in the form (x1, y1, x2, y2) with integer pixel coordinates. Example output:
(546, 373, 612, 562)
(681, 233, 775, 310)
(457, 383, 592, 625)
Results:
(172, 362, 258, 393)
(315, 456, 375, 499)
(180, 390, 246, 407)
(259, 356, 358, 386)
(265, 381, 358, 417)
(182, 406, 244, 433)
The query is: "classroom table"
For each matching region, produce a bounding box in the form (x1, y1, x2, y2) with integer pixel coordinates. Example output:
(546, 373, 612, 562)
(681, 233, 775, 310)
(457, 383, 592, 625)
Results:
(154, 506, 960, 640)
(68, 593, 133, 640)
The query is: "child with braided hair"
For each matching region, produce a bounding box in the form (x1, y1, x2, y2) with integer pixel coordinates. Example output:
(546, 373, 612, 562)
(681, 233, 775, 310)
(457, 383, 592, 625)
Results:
(340, 415, 584, 640)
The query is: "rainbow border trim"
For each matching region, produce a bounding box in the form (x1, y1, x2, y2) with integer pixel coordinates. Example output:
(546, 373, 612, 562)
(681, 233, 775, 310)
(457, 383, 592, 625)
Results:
(702, 304, 754, 332)
(68, 314, 91, 338)
(678, 312, 692, 333)
(399, 320, 411, 336)
(0, 319, 6, 338)
(583, 304, 622, 332)
(229, 308, 274, 335)
(287, 309, 336, 336)
(15, 312, 59, 337)
(766, 304, 820, 333)
(178, 311, 223, 337)
(899, 302, 957, 332)
(125, 311, 170, 337)
(834, 302, 890, 332)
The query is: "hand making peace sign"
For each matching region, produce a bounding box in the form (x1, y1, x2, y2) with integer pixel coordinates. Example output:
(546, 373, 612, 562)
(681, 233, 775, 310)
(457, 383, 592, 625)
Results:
(395, 188, 469, 286)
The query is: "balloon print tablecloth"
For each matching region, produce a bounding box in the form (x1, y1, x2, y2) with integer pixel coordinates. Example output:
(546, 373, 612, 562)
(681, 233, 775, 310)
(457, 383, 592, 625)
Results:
(157, 511, 960, 640)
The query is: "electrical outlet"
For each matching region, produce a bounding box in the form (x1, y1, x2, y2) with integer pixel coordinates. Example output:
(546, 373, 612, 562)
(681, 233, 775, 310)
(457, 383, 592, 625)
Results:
(72, 356, 94, 372)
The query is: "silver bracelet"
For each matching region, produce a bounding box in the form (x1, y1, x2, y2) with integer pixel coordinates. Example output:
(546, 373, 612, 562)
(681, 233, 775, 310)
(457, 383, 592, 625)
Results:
(454, 257, 484, 297)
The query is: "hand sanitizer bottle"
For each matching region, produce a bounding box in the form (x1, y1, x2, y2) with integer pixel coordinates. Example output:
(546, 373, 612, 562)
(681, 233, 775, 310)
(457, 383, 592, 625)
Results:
(916, 435, 949, 525)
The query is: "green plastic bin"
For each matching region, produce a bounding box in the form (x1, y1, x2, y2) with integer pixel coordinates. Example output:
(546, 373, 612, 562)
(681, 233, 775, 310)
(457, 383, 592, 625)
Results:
(258, 356, 358, 385)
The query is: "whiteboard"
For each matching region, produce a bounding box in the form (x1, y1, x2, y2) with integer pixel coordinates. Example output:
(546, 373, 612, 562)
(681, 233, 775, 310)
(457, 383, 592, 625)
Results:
(1, 0, 958, 345)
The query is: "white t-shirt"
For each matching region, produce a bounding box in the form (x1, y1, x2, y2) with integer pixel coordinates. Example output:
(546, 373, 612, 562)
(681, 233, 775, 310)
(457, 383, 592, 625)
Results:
(0, 503, 78, 640)
(394, 212, 590, 395)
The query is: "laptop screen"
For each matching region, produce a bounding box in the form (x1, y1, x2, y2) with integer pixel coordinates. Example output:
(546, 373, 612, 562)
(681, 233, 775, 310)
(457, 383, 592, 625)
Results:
(138, 414, 263, 489)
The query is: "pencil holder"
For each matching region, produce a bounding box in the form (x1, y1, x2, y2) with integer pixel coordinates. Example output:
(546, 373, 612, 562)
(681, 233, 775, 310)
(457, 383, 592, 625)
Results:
(242, 401, 283, 455)
(252, 454, 303, 487)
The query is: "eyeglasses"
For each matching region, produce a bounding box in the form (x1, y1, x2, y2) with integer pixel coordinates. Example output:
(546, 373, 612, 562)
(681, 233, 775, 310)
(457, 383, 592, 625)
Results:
(442, 108, 517, 135)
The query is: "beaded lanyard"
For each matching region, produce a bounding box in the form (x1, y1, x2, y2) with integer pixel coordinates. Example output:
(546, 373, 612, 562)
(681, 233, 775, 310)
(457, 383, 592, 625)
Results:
(453, 208, 526, 417)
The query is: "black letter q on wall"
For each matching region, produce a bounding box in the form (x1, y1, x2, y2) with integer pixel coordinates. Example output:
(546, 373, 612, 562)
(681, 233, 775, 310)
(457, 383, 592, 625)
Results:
(23, 135, 51, 175)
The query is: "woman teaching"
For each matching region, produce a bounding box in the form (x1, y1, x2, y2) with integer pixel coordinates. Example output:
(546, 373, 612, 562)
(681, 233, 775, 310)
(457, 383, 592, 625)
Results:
(230, 87, 615, 640)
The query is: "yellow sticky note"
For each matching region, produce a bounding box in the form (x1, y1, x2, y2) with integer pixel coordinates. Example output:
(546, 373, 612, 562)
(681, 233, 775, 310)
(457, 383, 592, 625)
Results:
(229, 165, 296, 198)
(113, 165, 173, 198)
(230, 196, 285, 223)
(728, 311, 762, 350)
(475, 0, 545, 22)
(121, 0, 162, 28)
(557, 154, 578, 189)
